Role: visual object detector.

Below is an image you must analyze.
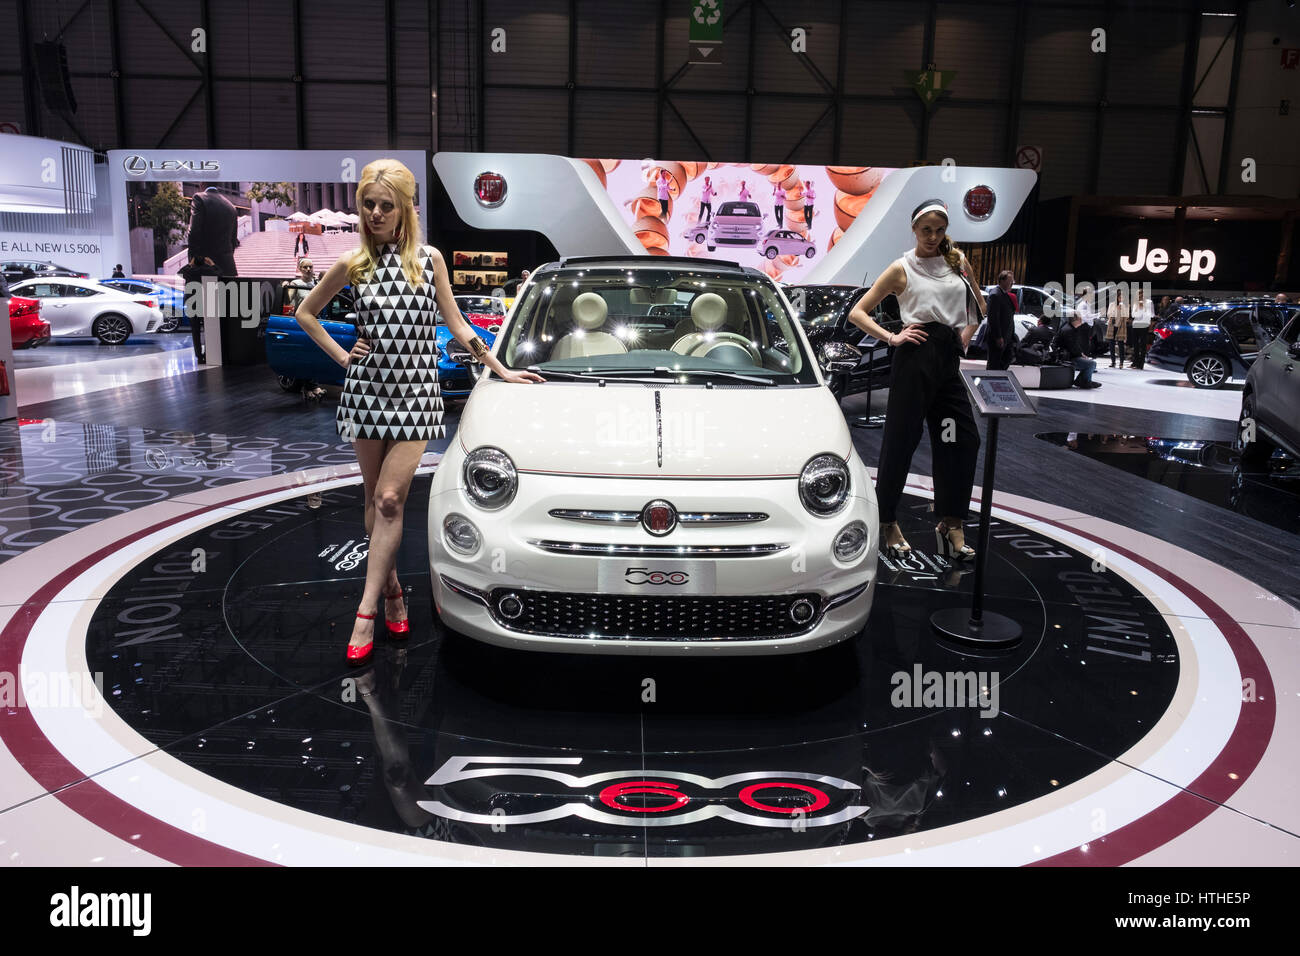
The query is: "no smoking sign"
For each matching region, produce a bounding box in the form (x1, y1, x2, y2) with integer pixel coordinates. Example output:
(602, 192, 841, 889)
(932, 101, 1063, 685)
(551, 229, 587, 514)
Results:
(1015, 145, 1043, 172)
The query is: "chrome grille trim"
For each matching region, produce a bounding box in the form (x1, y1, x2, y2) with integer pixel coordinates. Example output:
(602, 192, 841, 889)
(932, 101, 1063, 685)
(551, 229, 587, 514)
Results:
(526, 540, 788, 558)
(548, 508, 768, 525)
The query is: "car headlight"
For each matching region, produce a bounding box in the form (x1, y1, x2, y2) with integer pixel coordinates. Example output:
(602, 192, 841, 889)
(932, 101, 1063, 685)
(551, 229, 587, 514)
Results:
(833, 520, 868, 562)
(443, 513, 482, 554)
(462, 446, 517, 510)
(799, 453, 850, 516)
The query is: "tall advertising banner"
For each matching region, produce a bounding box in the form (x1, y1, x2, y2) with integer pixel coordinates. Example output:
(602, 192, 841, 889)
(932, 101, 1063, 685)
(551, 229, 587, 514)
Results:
(433, 152, 1036, 287)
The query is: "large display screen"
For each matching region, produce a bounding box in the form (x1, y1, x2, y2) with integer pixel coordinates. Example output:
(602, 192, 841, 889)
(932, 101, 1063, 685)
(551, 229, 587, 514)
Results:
(582, 160, 897, 285)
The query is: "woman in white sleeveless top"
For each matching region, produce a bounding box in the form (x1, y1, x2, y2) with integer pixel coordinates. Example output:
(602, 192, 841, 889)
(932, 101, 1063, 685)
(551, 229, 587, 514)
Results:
(847, 199, 986, 560)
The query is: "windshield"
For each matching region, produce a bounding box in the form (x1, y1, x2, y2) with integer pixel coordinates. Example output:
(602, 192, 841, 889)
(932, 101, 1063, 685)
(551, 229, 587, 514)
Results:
(716, 202, 760, 218)
(499, 267, 816, 384)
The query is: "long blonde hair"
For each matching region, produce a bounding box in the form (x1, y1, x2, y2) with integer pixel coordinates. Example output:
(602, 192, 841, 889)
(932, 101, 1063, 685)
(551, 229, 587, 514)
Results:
(349, 159, 424, 288)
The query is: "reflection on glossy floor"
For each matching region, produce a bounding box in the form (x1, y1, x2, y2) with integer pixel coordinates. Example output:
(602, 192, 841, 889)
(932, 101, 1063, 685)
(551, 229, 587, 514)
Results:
(0, 350, 1297, 865)
(13, 334, 204, 404)
(1037, 432, 1300, 535)
(2, 466, 1296, 865)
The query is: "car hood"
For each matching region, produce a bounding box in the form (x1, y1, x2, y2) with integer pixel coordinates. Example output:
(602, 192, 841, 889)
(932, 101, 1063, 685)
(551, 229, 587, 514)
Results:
(458, 378, 849, 477)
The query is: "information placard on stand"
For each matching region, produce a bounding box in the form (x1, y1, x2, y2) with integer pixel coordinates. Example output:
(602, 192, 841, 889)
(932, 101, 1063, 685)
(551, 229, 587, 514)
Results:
(930, 369, 1038, 648)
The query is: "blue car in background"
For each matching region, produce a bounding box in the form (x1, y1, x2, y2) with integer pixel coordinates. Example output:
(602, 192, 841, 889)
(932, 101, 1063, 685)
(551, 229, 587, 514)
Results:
(1147, 299, 1294, 388)
(265, 286, 492, 399)
(100, 278, 189, 331)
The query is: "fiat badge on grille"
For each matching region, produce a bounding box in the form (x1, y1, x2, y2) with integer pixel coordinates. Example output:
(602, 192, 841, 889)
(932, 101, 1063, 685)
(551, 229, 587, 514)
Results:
(641, 499, 677, 536)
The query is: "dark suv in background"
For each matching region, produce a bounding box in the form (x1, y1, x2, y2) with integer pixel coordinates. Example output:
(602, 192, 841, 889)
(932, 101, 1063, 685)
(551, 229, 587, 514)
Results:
(1147, 300, 1293, 388)
(786, 284, 901, 401)
(1238, 310, 1300, 466)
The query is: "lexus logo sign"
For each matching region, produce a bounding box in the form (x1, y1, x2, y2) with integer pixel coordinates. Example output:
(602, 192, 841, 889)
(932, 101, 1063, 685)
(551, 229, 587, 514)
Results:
(963, 184, 995, 221)
(474, 171, 507, 207)
(123, 155, 221, 176)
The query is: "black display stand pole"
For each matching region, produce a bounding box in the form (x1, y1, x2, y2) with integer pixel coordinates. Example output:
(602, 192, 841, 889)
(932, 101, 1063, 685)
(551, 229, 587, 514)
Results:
(850, 339, 887, 429)
(931, 371, 1035, 648)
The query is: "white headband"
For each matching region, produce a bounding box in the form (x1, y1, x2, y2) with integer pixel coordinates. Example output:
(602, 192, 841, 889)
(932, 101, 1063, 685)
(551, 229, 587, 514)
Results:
(911, 201, 949, 224)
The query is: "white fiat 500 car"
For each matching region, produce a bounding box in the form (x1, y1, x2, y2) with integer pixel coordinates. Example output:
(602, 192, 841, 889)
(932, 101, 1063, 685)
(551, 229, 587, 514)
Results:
(429, 256, 877, 655)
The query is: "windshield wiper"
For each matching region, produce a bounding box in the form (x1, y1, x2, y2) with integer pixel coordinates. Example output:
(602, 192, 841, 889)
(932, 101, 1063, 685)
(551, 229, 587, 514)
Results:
(662, 368, 779, 386)
(525, 366, 778, 386)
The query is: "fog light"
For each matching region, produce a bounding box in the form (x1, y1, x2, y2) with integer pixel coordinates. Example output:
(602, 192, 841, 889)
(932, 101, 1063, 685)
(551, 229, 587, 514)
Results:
(790, 599, 815, 625)
(833, 520, 868, 562)
(443, 513, 481, 554)
(497, 592, 524, 620)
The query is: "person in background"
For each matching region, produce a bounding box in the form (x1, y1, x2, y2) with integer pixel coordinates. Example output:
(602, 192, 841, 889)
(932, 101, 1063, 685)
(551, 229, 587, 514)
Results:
(1129, 288, 1154, 369)
(188, 184, 239, 277)
(738, 180, 752, 202)
(1275, 292, 1289, 305)
(111, 264, 126, 278)
(1054, 312, 1101, 388)
(656, 169, 671, 217)
(0, 269, 10, 299)
(699, 176, 714, 223)
(282, 258, 326, 402)
(803, 179, 817, 228)
(294, 229, 311, 259)
(985, 269, 1017, 371)
(772, 180, 785, 227)
(1105, 286, 1129, 368)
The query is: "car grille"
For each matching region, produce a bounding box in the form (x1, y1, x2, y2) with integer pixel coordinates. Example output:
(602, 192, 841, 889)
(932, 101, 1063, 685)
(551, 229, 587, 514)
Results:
(487, 587, 823, 641)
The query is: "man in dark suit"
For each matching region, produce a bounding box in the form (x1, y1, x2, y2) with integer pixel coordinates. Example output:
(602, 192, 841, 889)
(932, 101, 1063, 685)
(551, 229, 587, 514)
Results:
(187, 185, 239, 277)
(985, 270, 1017, 370)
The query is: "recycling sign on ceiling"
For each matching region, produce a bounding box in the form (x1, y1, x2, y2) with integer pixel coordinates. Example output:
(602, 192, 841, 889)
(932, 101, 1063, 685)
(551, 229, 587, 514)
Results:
(689, 0, 722, 64)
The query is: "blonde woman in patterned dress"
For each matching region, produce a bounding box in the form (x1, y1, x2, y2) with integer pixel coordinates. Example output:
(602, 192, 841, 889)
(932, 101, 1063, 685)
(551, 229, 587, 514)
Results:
(295, 159, 543, 664)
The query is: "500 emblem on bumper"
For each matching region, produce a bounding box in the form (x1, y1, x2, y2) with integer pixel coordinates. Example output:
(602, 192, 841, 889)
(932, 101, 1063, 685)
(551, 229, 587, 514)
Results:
(597, 559, 716, 594)
(417, 756, 867, 828)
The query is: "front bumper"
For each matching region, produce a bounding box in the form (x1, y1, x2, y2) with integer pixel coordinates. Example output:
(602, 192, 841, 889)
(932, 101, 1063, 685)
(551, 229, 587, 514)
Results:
(428, 465, 878, 656)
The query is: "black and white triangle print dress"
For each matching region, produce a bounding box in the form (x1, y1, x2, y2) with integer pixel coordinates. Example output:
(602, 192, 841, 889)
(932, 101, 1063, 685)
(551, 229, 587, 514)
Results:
(336, 242, 446, 443)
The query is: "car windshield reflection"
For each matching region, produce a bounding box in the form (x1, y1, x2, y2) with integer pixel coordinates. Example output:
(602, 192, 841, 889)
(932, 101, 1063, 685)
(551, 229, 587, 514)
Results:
(500, 268, 815, 385)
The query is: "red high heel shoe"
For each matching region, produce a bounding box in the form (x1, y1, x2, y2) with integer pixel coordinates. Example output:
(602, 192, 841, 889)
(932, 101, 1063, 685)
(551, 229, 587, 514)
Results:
(383, 584, 409, 639)
(347, 612, 376, 665)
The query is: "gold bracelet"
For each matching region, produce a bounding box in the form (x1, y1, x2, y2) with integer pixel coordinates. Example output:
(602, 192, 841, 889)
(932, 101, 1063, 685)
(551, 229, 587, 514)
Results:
(467, 337, 488, 359)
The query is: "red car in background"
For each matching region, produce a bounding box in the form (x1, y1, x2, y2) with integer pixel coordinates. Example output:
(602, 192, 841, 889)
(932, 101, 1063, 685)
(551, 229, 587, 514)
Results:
(8, 296, 51, 348)
(454, 295, 507, 334)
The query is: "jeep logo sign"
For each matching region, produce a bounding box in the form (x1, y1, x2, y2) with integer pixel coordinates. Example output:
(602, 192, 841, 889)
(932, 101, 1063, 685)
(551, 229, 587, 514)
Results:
(123, 155, 221, 177)
(1119, 238, 1216, 282)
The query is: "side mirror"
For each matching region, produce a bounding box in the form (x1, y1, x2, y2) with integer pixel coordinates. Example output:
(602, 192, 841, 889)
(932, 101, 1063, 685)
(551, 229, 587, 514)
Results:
(819, 340, 862, 374)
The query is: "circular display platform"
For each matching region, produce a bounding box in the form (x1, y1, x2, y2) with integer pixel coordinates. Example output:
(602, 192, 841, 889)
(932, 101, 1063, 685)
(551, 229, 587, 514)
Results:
(0, 466, 1277, 865)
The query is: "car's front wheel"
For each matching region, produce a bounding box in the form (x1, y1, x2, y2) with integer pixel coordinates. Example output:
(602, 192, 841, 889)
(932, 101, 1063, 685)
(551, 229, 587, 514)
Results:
(1187, 352, 1228, 388)
(692, 232, 706, 244)
(92, 313, 132, 345)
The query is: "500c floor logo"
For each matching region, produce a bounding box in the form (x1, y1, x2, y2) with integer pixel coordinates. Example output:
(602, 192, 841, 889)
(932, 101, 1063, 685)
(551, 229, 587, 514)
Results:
(418, 756, 868, 828)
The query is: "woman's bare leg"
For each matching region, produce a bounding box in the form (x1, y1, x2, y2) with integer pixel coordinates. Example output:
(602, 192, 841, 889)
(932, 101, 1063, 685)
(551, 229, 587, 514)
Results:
(347, 439, 426, 649)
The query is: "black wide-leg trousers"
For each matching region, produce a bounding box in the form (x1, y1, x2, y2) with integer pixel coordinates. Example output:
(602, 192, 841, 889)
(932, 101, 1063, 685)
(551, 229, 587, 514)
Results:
(875, 323, 981, 524)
